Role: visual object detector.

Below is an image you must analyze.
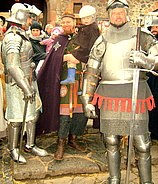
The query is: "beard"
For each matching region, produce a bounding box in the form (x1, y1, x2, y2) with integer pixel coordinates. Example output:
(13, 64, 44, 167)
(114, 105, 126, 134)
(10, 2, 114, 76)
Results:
(63, 27, 75, 35)
(155, 33, 158, 40)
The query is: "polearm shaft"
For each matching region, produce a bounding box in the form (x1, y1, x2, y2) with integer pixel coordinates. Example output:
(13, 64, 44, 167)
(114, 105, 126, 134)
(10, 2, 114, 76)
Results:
(17, 99, 28, 164)
(17, 62, 35, 164)
(125, 16, 142, 184)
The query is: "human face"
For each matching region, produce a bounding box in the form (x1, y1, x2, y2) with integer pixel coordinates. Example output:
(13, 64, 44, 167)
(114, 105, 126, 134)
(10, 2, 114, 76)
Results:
(109, 8, 127, 26)
(151, 26, 158, 36)
(46, 26, 53, 34)
(81, 17, 93, 25)
(31, 29, 41, 36)
(61, 17, 76, 35)
(0, 19, 3, 27)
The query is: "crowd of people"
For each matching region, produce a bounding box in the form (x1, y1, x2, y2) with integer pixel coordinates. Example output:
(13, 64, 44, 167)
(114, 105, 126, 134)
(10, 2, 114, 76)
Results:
(0, 0, 158, 183)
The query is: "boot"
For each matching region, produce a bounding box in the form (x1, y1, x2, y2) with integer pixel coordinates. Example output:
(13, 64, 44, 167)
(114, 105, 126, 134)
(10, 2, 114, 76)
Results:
(54, 138, 66, 160)
(24, 121, 48, 156)
(9, 148, 26, 164)
(68, 133, 86, 152)
(60, 68, 76, 85)
(8, 122, 26, 164)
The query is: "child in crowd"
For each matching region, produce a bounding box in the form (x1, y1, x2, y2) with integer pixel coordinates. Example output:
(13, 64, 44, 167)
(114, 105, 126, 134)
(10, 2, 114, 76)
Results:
(45, 23, 53, 36)
(60, 5, 100, 85)
(40, 26, 63, 53)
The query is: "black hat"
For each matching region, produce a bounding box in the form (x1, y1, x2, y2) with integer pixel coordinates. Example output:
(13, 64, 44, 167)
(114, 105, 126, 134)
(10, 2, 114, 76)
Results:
(30, 22, 42, 30)
(0, 16, 5, 26)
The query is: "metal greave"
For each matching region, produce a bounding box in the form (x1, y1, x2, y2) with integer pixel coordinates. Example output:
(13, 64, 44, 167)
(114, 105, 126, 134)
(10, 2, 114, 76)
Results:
(104, 135, 121, 180)
(8, 122, 21, 151)
(134, 134, 152, 183)
(26, 120, 36, 147)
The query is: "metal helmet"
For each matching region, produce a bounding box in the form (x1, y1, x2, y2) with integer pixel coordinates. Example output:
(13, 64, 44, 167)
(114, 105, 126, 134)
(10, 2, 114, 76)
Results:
(79, 5, 96, 18)
(7, 3, 30, 25)
(24, 3, 42, 17)
(107, 0, 129, 11)
(148, 17, 158, 31)
(151, 17, 158, 26)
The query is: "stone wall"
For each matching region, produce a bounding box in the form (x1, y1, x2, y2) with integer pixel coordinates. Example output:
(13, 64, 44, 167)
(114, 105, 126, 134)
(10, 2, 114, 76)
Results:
(47, 0, 158, 26)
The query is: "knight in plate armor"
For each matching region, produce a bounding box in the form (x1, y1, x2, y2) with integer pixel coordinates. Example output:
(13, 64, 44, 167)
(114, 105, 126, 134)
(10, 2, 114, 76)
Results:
(80, 0, 158, 183)
(1, 3, 48, 164)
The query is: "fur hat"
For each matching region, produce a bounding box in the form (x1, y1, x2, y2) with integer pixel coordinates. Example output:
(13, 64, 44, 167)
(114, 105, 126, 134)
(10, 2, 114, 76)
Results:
(30, 22, 42, 30)
(51, 27, 63, 35)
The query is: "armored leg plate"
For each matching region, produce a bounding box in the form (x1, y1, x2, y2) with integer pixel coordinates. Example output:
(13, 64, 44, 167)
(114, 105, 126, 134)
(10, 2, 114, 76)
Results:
(9, 148, 26, 164)
(24, 145, 48, 156)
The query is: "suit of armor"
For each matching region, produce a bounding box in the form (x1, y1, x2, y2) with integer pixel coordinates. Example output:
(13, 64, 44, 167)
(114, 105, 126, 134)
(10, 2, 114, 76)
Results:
(81, 1, 158, 183)
(1, 3, 48, 164)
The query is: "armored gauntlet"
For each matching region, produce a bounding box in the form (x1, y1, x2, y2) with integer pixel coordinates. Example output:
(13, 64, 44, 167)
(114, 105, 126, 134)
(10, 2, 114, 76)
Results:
(8, 66, 36, 103)
(129, 50, 155, 70)
(80, 66, 100, 118)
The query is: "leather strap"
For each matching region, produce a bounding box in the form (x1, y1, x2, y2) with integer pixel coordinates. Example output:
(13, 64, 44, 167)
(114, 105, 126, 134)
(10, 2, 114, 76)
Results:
(84, 71, 101, 79)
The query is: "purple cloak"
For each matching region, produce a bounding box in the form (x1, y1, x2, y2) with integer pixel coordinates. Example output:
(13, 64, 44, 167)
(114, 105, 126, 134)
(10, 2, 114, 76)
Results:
(36, 34, 69, 136)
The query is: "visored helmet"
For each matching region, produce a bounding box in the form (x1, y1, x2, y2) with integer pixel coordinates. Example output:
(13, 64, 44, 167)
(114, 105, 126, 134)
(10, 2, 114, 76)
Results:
(107, 0, 129, 11)
(24, 3, 41, 17)
(150, 17, 158, 26)
(7, 3, 30, 25)
(148, 17, 158, 31)
(79, 5, 96, 18)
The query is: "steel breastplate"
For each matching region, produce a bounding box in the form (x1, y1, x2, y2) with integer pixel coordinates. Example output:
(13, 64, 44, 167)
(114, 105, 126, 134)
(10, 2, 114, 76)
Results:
(2, 26, 33, 79)
(101, 37, 137, 84)
(100, 23, 148, 84)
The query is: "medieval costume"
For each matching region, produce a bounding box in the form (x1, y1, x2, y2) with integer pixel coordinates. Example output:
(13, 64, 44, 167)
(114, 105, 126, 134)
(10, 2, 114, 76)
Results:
(80, 0, 158, 183)
(1, 3, 48, 164)
(60, 5, 100, 85)
(37, 11, 91, 161)
(36, 34, 69, 135)
(36, 33, 88, 135)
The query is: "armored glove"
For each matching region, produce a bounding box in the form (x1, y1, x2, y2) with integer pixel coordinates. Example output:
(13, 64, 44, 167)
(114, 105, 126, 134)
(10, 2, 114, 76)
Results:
(16, 78, 36, 103)
(80, 66, 100, 118)
(80, 95, 97, 118)
(8, 67, 36, 103)
(129, 50, 155, 70)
